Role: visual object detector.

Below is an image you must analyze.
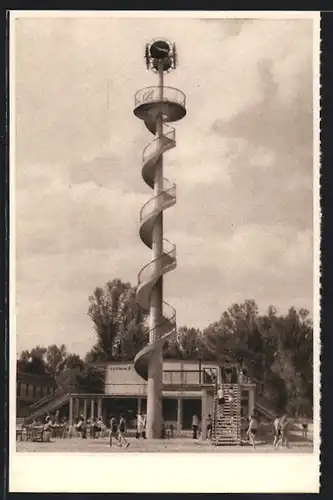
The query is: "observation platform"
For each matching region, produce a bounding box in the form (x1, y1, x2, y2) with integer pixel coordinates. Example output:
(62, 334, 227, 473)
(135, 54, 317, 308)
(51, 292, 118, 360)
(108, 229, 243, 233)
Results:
(134, 86, 186, 130)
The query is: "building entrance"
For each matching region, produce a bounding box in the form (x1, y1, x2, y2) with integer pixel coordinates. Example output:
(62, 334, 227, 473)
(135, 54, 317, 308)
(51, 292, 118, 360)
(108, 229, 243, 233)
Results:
(182, 398, 201, 429)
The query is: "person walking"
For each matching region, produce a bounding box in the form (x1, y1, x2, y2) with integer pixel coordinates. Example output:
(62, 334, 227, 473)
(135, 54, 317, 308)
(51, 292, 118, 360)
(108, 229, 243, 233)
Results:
(192, 413, 199, 439)
(109, 415, 121, 447)
(247, 414, 259, 449)
(118, 414, 130, 449)
(280, 415, 290, 448)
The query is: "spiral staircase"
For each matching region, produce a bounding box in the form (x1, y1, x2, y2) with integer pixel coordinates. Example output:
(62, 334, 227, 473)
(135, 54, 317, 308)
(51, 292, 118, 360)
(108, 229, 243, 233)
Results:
(133, 86, 186, 381)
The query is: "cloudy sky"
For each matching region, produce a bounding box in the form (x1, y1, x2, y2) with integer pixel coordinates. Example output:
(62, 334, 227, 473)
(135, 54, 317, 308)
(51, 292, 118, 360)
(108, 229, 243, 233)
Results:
(13, 13, 317, 356)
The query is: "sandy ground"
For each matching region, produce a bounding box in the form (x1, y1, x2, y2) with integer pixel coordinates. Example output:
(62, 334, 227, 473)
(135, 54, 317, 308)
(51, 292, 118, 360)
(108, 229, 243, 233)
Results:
(16, 436, 313, 453)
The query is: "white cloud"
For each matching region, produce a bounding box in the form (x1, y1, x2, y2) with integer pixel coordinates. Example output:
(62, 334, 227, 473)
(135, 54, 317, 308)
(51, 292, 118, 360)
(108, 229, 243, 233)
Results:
(14, 16, 315, 354)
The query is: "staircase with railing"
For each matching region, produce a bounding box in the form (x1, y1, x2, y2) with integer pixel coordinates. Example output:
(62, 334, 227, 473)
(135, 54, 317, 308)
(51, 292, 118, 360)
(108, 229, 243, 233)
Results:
(212, 383, 242, 446)
(25, 390, 70, 423)
(239, 367, 277, 421)
(133, 86, 186, 383)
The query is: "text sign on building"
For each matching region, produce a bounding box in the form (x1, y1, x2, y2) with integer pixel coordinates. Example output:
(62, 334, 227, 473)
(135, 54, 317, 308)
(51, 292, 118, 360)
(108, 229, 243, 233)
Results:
(105, 363, 147, 395)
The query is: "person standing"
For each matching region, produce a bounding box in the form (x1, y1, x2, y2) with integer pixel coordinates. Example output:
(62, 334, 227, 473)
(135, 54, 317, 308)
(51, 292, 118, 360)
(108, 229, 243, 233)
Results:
(273, 416, 281, 449)
(206, 413, 213, 440)
(238, 368, 244, 384)
(301, 416, 308, 439)
(136, 412, 145, 439)
(217, 385, 225, 415)
(192, 413, 199, 439)
(227, 388, 234, 405)
(142, 413, 147, 439)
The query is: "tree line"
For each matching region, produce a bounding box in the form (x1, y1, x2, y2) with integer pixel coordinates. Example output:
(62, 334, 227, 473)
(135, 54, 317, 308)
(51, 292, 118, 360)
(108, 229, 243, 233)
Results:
(18, 278, 313, 417)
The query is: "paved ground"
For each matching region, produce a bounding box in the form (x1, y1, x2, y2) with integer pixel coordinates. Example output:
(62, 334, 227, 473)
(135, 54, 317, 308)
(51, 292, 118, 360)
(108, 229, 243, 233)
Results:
(16, 436, 313, 453)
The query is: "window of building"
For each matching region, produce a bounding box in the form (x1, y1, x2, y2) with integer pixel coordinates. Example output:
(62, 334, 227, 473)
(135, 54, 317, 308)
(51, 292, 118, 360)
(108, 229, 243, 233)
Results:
(20, 383, 26, 397)
(35, 385, 41, 398)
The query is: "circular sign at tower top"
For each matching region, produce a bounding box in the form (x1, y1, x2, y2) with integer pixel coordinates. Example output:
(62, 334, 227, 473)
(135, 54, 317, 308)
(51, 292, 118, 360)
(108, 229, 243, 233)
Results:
(150, 40, 171, 60)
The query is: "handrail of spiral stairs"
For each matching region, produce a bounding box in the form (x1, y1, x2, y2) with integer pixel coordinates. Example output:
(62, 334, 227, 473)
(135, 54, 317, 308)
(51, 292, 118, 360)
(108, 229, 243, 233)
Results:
(133, 86, 186, 382)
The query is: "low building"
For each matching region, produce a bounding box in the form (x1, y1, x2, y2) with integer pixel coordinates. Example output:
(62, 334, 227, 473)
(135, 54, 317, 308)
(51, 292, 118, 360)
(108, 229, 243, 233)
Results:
(17, 371, 57, 417)
(64, 360, 256, 433)
(21, 360, 258, 435)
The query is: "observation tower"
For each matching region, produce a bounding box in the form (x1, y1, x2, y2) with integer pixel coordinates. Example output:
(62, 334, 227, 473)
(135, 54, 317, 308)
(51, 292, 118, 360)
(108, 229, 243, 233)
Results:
(133, 40, 186, 438)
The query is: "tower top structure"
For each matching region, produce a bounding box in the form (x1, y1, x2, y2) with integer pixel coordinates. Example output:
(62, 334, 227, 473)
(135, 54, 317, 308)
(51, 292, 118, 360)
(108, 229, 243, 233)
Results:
(145, 39, 177, 73)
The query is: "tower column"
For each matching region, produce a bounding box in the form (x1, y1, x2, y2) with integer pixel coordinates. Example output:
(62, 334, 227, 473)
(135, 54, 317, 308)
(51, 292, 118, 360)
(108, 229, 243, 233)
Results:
(83, 399, 87, 421)
(177, 397, 183, 435)
(147, 61, 164, 440)
(75, 398, 80, 419)
(69, 396, 73, 426)
(97, 398, 102, 420)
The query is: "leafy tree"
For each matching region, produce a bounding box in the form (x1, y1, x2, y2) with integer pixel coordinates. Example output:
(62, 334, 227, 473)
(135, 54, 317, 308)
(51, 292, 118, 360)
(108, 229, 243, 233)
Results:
(45, 344, 67, 375)
(112, 287, 149, 360)
(202, 300, 263, 369)
(17, 346, 47, 376)
(201, 300, 313, 416)
(87, 279, 147, 362)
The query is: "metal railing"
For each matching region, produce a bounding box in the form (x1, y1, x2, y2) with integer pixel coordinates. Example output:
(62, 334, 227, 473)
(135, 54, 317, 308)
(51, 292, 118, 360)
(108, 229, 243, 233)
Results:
(142, 125, 176, 163)
(138, 238, 176, 286)
(134, 86, 186, 109)
(140, 181, 176, 223)
(29, 389, 64, 410)
(162, 369, 218, 387)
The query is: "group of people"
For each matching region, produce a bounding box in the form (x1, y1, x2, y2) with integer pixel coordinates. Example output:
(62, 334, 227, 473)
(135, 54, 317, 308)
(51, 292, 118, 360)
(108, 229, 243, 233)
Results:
(211, 384, 295, 450)
(108, 414, 130, 448)
(246, 413, 292, 449)
(75, 415, 107, 439)
(217, 385, 236, 408)
(30, 412, 110, 439)
(30, 410, 62, 434)
(31, 409, 176, 445)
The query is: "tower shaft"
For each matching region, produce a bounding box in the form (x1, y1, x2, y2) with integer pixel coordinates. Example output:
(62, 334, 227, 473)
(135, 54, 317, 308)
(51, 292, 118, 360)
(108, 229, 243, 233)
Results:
(133, 39, 186, 439)
(147, 64, 164, 438)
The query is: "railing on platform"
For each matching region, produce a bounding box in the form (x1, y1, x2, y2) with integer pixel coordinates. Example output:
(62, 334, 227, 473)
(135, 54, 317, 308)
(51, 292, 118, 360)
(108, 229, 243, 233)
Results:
(162, 368, 218, 387)
(134, 86, 186, 108)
